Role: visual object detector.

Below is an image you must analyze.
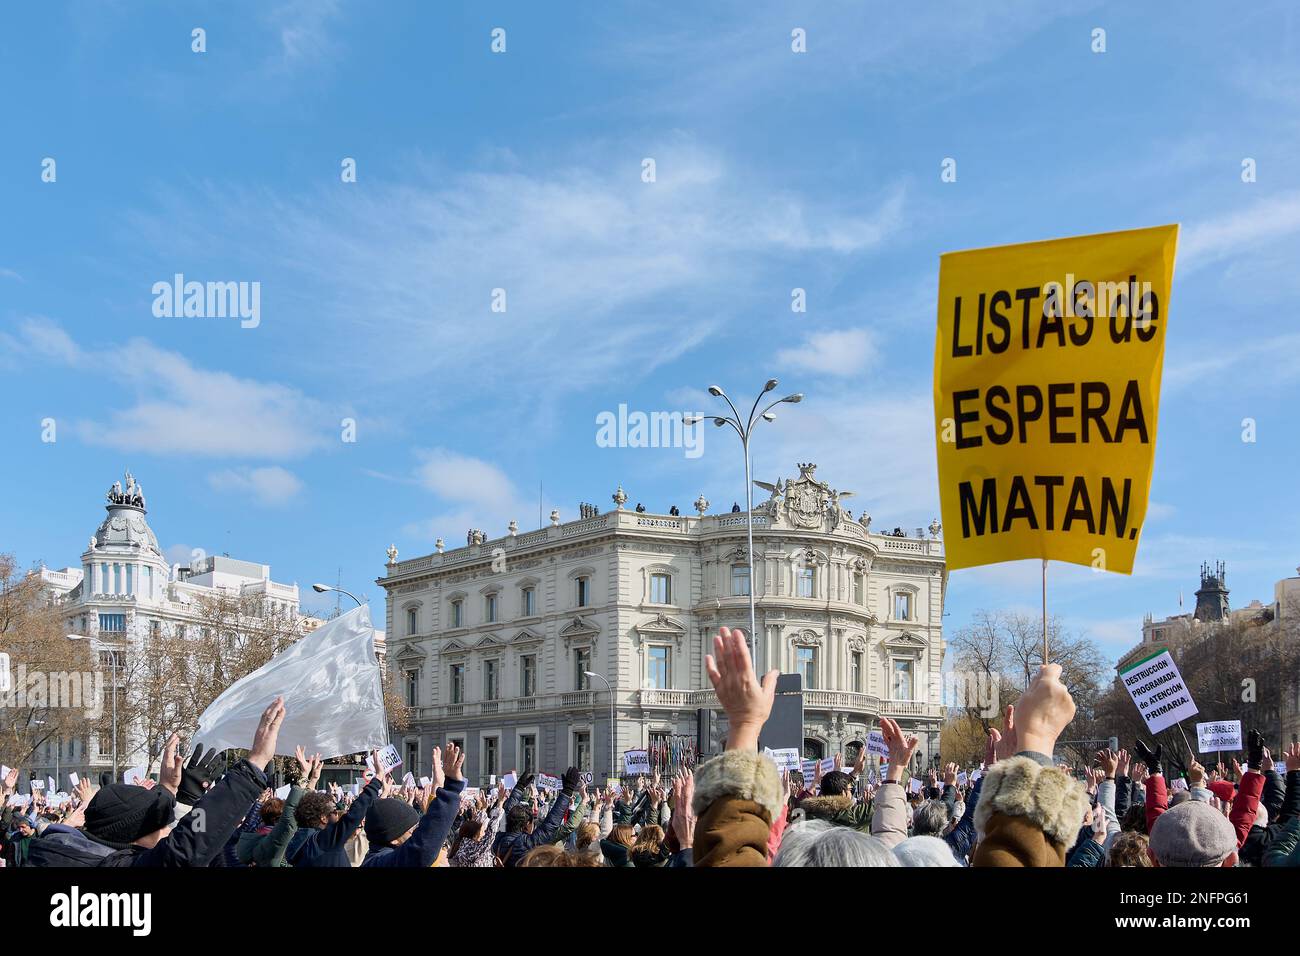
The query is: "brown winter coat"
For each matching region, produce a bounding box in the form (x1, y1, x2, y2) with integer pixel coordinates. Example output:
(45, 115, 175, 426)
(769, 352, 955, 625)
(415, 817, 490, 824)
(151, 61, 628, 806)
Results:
(972, 756, 1089, 867)
(691, 749, 784, 867)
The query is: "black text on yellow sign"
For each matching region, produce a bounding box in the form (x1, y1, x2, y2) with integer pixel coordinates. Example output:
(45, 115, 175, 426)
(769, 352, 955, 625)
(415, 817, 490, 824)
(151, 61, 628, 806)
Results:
(933, 224, 1178, 574)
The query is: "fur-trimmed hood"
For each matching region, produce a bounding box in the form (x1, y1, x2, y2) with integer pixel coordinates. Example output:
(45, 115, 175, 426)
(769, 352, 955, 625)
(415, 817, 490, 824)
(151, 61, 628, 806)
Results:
(797, 794, 853, 818)
(974, 756, 1090, 849)
(692, 749, 784, 824)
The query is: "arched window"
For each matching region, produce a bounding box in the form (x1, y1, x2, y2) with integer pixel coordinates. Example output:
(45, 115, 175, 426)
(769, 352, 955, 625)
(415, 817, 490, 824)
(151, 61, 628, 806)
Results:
(803, 738, 824, 760)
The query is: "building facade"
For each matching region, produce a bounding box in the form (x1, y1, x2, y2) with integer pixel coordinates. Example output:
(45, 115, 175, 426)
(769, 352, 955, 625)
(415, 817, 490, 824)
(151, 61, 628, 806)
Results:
(24, 470, 317, 788)
(379, 463, 947, 786)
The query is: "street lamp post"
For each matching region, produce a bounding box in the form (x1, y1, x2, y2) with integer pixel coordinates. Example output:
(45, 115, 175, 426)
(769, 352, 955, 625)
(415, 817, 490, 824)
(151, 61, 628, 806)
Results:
(68, 634, 116, 782)
(312, 582, 364, 609)
(685, 380, 803, 664)
(584, 671, 616, 783)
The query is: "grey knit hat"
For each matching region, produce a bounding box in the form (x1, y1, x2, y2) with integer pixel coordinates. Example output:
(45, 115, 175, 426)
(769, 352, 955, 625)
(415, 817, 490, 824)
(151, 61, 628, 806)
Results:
(1149, 801, 1237, 866)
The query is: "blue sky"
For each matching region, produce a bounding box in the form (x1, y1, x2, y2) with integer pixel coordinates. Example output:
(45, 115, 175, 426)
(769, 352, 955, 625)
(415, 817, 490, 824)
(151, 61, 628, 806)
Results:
(2, 1, 1297, 662)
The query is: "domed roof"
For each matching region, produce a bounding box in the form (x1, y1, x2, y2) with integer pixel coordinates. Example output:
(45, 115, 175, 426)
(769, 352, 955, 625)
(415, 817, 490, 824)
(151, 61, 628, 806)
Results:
(91, 469, 162, 557)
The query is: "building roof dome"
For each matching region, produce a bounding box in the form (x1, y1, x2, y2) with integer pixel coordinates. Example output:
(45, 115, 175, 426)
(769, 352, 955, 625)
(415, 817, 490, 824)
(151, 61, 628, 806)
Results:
(90, 469, 162, 557)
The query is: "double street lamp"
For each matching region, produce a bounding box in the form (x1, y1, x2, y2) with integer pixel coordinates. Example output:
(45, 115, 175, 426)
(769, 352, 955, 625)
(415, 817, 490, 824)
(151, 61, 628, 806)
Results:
(685, 380, 803, 658)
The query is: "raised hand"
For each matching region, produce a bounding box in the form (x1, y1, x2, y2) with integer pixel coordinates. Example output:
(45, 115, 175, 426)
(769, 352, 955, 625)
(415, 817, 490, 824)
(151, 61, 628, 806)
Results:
(671, 771, 696, 850)
(1013, 664, 1075, 757)
(1133, 739, 1162, 776)
(444, 741, 464, 782)
(1285, 743, 1300, 773)
(1115, 748, 1131, 779)
(880, 716, 919, 781)
(1, 766, 19, 796)
(1188, 759, 1206, 788)
(1247, 728, 1265, 770)
(429, 745, 445, 792)
(985, 728, 1000, 768)
(1089, 804, 1107, 844)
(159, 733, 184, 796)
(1261, 747, 1274, 774)
(944, 762, 958, 787)
(247, 697, 286, 769)
(852, 746, 867, 776)
(994, 704, 1019, 762)
(705, 626, 778, 752)
(180, 742, 227, 804)
(1096, 748, 1119, 777)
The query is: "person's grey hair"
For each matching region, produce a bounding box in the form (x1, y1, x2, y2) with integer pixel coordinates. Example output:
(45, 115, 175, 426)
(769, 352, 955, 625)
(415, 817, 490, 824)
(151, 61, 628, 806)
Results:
(1169, 790, 1192, 806)
(912, 799, 951, 836)
(774, 819, 899, 867)
(893, 835, 960, 867)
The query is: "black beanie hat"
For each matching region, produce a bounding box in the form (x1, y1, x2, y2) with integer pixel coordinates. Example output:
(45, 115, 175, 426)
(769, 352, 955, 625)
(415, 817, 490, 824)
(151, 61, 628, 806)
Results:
(365, 798, 420, 846)
(83, 784, 177, 847)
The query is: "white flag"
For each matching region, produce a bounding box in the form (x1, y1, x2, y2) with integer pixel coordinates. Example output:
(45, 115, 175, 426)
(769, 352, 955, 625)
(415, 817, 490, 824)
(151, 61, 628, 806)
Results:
(194, 604, 387, 758)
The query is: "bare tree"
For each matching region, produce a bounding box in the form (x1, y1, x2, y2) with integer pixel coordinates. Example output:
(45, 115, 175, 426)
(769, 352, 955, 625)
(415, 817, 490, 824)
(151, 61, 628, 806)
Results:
(0, 554, 97, 771)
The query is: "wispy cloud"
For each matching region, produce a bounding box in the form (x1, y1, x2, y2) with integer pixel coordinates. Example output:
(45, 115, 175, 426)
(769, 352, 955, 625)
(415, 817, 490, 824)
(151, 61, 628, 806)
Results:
(263, 0, 345, 71)
(400, 449, 549, 545)
(777, 328, 878, 377)
(123, 145, 908, 406)
(208, 466, 304, 506)
(8, 318, 337, 458)
(1179, 191, 1300, 274)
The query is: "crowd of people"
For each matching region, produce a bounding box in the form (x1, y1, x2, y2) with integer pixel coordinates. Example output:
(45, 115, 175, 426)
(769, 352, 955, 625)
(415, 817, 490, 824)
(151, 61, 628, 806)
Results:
(3, 626, 1299, 869)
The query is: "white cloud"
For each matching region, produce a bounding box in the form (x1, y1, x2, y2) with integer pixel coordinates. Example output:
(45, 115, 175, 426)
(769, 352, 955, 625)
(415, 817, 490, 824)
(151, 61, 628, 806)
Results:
(264, 0, 345, 69)
(8, 318, 335, 458)
(208, 466, 304, 506)
(401, 449, 548, 546)
(1179, 191, 1300, 274)
(776, 328, 877, 377)
(0, 267, 21, 281)
(122, 146, 907, 402)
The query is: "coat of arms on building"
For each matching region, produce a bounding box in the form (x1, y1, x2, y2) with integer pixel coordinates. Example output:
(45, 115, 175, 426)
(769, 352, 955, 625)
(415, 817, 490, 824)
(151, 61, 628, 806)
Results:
(754, 463, 855, 530)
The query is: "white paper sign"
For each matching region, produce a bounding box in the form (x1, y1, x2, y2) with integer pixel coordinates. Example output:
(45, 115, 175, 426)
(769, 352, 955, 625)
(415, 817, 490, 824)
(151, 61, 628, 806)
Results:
(460, 786, 480, 801)
(866, 731, 890, 759)
(68, 772, 80, 788)
(502, 772, 518, 790)
(47, 776, 56, 794)
(623, 749, 650, 775)
(956, 771, 969, 786)
(1120, 649, 1199, 734)
(536, 773, 562, 792)
(1170, 777, 1189, 792)
(364, 743, 403, 776)
(350, 782, 361, 796)
(124, 766, 148, 786)
(0, 765, 11, 784)
(0, 651, 10, 694)
(419, 776, 431, 788)
(1196, 720, 1242, 754)
(274, 784, 291, 799)
(763, 747, 801, 772)
(402, 772, 416, 788)
(908, 778, 923, 794)
(30, 778, 45, 792)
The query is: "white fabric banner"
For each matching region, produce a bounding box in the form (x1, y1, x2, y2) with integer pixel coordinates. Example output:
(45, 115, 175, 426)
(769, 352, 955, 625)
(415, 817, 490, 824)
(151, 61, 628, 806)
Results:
(194, 605, 387, 758)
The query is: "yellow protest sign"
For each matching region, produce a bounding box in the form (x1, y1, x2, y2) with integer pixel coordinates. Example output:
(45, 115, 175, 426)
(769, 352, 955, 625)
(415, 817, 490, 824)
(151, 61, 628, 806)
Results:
(933, 224, 1178, 574)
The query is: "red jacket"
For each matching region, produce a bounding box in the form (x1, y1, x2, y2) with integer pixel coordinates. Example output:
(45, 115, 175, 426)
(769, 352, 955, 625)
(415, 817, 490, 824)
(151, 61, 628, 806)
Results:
(1144, 774, 1168, 834)
(1229, 771, 1264, 848)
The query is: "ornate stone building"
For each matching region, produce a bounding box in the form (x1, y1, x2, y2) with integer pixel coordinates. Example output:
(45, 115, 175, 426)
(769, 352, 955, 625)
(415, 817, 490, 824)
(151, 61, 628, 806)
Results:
(24, 470, 317, 787)
(379, 463, 947, 786)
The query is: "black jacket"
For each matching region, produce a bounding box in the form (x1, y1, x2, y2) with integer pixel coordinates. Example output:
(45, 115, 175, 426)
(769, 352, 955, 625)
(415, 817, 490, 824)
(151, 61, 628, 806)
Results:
(492, 786, 573, 867)
(99, 759, 267, 867)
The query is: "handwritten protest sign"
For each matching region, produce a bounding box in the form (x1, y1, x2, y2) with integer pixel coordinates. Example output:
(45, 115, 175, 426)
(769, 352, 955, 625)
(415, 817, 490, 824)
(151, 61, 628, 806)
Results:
(1170, 777, 1188, 792)
(908, 778, 923, 794)
(866, 731, 889, 759)
(536, 773, 562, 792)
(764, 748, 801, 772)
(1120, 648, 1198, 733)
(68, 772, 79, 788)
(934, 225, 1178, 573)
(1196, 720, 1242, 753)
(623, 749, 650, 775)
(502, 772, 517, 790)
(30, 778, 45, 791)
